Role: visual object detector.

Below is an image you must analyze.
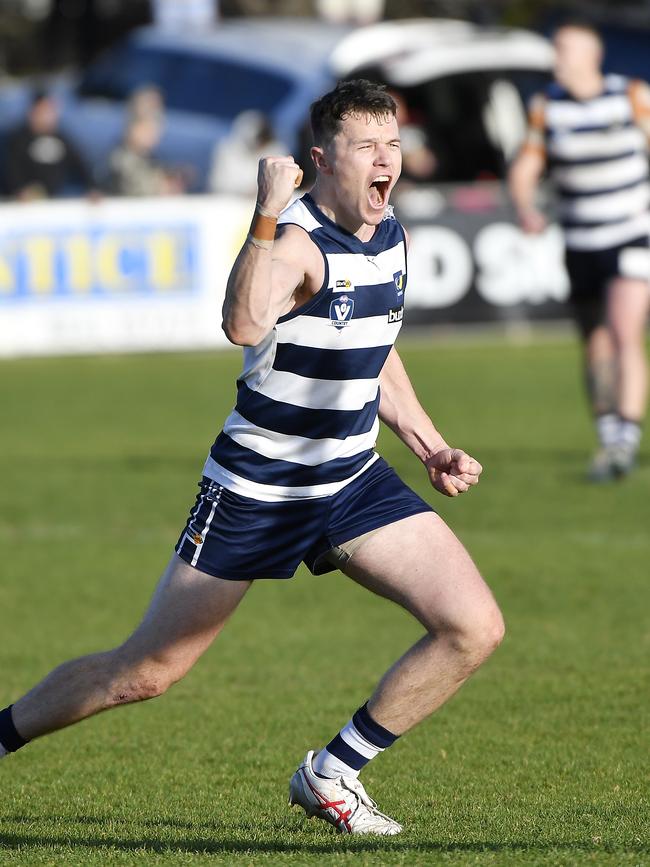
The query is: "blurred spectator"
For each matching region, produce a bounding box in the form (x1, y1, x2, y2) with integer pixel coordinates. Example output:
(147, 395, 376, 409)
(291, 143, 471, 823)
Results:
(127, 85, 165, 123)
(4, 91, 94, 201)
(389, 90, 437, 185)
(209, 110, 286, 196)
(108, 115, 186, 197)
(151, 0, 218, 30)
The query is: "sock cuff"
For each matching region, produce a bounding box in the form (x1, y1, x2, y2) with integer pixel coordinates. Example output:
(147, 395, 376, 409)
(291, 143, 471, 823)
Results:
(618, 416, 642, 427)
(326, 734, 368, 771)
(0, 706, 28, 752)
(352, 702, 399, 749)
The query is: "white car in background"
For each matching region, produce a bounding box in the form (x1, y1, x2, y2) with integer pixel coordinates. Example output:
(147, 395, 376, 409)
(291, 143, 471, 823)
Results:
(327, 19, 568, 323)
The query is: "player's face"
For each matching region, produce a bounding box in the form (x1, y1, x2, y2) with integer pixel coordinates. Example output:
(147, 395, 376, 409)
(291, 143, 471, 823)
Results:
(327, 112, 402, 227)
(553, 28, 602, 86)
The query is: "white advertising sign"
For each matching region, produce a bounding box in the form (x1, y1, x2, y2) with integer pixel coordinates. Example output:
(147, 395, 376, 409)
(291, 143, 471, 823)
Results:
(0, 195, 254, 357)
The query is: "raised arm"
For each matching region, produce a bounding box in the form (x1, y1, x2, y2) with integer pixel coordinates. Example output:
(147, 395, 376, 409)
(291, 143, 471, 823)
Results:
(508, 93, 548, 234)
(379, 347, 482, 497)
(222, 157, 320, 346)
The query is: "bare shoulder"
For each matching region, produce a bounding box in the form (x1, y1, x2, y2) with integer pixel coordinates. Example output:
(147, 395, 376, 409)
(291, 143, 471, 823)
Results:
(274, 223, 324, 290)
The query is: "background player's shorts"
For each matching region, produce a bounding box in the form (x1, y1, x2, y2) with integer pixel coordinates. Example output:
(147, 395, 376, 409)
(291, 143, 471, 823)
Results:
(175, 457, 433, 580)
(565, 235, 650, 337)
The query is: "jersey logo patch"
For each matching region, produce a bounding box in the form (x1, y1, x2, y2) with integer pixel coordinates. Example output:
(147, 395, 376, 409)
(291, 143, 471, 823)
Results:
(330, 295, 354, 329)
(335, 278, 353, 291)
(393, 270, 404, 297)
(388, 305, 403, 323)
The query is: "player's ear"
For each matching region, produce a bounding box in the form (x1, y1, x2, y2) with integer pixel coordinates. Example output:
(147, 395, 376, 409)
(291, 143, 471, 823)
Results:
(311, 145, 333, 175)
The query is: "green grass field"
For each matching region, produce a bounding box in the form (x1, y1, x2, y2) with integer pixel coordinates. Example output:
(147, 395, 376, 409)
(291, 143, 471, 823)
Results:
(1, 336, 648, 866)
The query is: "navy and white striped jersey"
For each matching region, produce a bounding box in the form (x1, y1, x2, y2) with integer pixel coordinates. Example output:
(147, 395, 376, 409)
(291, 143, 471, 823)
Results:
(203, 194, 408, 502)
(526, 74, 650, 250)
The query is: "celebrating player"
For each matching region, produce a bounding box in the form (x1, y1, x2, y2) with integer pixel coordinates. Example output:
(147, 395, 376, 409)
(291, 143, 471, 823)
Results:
(0, 79, 504, 835)
(509, 21, 650, 481)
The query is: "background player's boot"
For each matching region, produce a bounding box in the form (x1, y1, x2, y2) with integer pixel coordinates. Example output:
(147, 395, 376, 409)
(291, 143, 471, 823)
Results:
(289, 750, 402, 835)
(587, 447, 617, 482)
(611, 443, 638, 478)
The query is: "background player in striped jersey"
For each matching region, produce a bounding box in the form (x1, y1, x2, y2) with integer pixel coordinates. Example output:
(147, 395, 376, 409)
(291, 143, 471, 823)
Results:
(509, 21, 650, 481)
(0, 80, 504, 836)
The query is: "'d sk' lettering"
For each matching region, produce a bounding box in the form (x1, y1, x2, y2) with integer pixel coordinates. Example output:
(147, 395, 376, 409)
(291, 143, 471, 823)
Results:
(329, 294, 354, 329)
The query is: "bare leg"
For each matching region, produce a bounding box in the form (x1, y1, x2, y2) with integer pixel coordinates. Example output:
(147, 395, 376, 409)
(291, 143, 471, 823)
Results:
(342, 512, 504, 735)
(608, 276, 650, 421)
(12, 555, 250, 741)
(584, 324, 618, 417)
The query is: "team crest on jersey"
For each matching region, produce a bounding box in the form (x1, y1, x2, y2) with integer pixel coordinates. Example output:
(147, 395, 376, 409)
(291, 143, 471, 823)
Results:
(393, 270, 404, 297)
(330, 295, 354, 329)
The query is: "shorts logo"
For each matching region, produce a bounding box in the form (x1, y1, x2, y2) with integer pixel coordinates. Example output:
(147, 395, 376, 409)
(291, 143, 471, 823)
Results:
(204, 481, 222, 501)
(335, 278, 353, 290)
(330, 295, 354, 329)
(388, 305, 403, 323)
(393, 270, 404, 297)
(191, 532, 204, 544)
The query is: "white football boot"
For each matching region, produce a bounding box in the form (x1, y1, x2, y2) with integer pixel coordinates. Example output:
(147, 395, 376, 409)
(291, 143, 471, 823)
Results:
(288, 750, 403, 835)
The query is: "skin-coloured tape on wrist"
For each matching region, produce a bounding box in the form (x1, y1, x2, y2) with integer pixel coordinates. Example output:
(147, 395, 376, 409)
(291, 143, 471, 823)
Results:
(247, 233, 274, 251)
(250, 211, 277, 242)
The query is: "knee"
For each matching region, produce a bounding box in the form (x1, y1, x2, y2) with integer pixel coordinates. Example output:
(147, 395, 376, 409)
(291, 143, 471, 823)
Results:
(446, 604, 505, 668)
(105, 651, 180, 707)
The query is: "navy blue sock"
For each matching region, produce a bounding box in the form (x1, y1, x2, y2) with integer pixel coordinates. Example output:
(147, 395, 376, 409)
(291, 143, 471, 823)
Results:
(0, 705, 28, 753)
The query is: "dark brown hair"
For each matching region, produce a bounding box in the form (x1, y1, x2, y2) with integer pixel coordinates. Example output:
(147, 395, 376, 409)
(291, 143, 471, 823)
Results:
(310, 79, 397, 146)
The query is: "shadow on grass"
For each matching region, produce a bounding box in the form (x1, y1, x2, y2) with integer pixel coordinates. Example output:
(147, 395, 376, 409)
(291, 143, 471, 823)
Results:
(0, 815, 647, 858)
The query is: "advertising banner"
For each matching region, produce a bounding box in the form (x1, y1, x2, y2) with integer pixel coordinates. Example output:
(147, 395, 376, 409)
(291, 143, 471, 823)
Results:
(397, 183, 570, 324)
(0, 188, 571, 358)
(0, 195, 251, 357)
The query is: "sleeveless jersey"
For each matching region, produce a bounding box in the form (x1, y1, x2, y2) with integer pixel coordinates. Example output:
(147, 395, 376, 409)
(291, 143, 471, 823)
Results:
(203, 193, 408, 502)
(535, 75, 650, 250)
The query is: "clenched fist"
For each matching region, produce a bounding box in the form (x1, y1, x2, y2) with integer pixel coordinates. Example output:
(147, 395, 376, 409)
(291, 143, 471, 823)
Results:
(425, 448, 483, 497)
(256, 156, 303, 217)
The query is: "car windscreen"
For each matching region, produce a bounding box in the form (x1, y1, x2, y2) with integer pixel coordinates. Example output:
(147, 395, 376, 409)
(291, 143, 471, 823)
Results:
(388, 68, 550, 182)
(79, 43, 295, 119)
(426, 69, 550, 181)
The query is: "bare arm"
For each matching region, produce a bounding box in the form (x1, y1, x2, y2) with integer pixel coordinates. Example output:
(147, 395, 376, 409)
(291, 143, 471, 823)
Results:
(222, 156, 318, 346)
(508, 93, 548, 233)
(379, 347, 482, 497)
(629, 79, 650, 145)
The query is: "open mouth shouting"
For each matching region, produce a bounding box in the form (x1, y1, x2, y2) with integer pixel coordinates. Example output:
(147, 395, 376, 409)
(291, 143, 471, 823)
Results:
(368, 175, 391, 210)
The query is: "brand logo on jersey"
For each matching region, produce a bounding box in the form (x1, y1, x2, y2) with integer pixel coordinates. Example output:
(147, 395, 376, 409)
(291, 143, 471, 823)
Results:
(330, 295, 354, 329)
(335, 278, 353, 290)
(393, 270, 404, 297)
(388, 305, 403, 323)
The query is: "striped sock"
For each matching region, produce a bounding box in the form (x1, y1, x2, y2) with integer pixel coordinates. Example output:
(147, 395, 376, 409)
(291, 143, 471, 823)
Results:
(0, 706, 28, 756)
(596, 412, 620, 448)
(312, 702, 399, 779)
(618, 417, 642, 450)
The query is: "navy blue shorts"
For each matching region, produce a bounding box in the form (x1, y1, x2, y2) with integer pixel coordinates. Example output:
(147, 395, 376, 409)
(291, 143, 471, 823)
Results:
(175, 457, 433, 580)
(565, 235, 650, 336)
